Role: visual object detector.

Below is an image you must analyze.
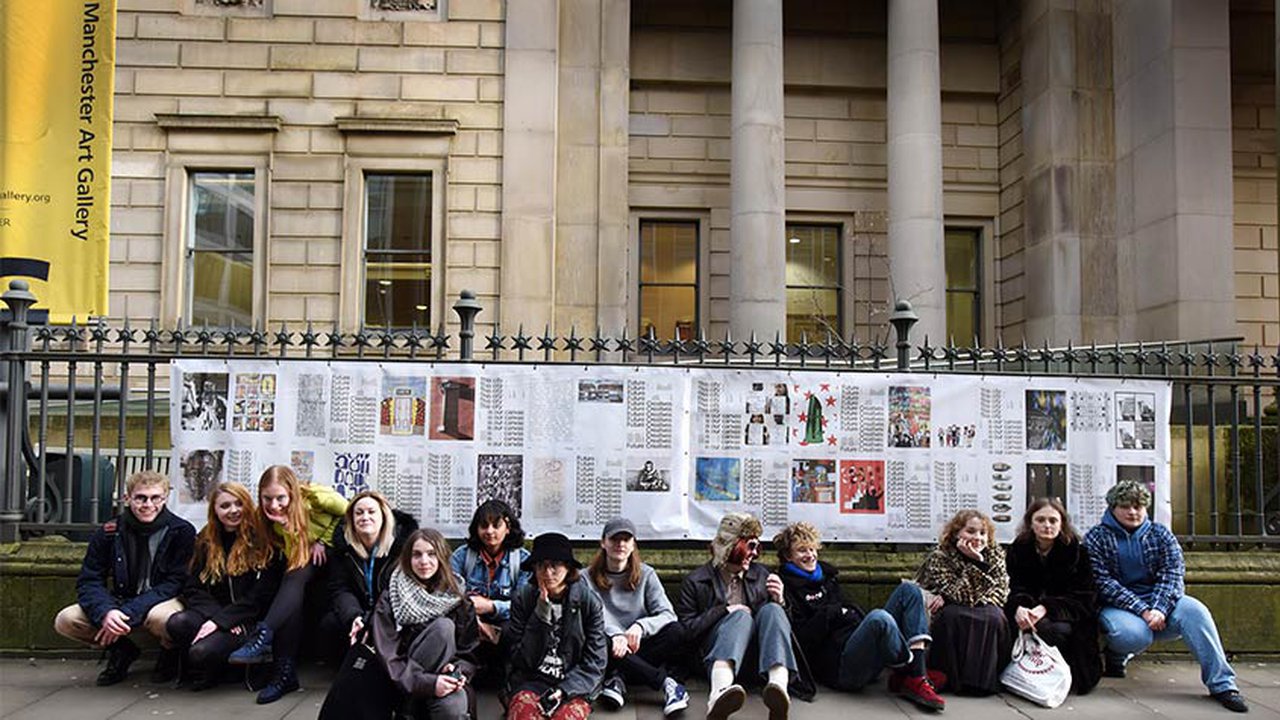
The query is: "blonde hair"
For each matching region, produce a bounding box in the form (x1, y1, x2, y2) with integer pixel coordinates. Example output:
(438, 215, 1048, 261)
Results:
(258, 465, 310, 571)
(772, 521, 822, 566)
(938, 509, 997, 550)
(194, 482, 274, 583)
(125, 470, 169, 496)
(343, 490, 397, 560)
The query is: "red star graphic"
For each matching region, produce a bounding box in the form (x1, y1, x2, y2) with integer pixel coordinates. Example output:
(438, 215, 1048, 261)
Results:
(820, 417, 828, 428)
(825, 395, 836, 407)
(798, 413, 807, 423)
(803, 391, 813, 400)
(820, 383, 830, 392)
(827, 436, 837, 446)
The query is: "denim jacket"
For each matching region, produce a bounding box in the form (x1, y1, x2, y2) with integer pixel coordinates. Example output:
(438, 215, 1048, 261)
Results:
(449, 544, 531, 622)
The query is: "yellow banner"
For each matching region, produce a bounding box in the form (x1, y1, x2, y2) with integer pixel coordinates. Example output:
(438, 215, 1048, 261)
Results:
(1, 0, 116, 323)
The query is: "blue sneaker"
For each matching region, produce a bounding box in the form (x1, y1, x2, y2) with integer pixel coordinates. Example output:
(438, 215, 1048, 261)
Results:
(662, 677, 689, 716)
(227, 622, 274, 665)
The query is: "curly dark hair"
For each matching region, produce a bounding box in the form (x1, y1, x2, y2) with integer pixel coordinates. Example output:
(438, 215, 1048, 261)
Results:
(465, 499, 526, 552)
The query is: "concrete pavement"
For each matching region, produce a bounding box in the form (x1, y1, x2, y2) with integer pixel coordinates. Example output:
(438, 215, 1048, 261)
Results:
(1, 657, 1278, 719)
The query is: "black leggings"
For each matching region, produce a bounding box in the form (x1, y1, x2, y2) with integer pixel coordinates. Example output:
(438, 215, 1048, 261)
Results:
(609, 622, 689, 690)
(264, 564, 317, 659)
(167, 609, 249, 671)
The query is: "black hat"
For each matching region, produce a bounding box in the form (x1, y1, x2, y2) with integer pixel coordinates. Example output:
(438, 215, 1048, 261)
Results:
(520, 532, 582, 572)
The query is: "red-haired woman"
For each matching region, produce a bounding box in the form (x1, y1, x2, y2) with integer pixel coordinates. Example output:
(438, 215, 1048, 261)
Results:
(915, 509, 1011, 696)
(228, 465, 347, 703)
(166, 482, 283, 689)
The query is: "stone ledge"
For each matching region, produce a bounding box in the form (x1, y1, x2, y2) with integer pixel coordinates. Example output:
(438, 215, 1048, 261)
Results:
(335, 116, 459, 135)
(155, 113, 282, 132)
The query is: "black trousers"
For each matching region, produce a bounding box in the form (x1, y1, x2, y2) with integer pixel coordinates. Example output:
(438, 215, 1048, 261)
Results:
(608, 622, 689, 690)
(167, 609, 249, 672)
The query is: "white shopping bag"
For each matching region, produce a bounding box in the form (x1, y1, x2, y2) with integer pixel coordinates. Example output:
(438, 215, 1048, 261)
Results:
(1000, 630, 1072, 708)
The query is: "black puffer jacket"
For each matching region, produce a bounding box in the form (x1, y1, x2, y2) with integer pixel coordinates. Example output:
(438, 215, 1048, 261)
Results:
(327, 509, 419, 627)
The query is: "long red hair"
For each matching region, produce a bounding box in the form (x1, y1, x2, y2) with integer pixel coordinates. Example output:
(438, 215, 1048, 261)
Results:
(193, 482, 274, 583)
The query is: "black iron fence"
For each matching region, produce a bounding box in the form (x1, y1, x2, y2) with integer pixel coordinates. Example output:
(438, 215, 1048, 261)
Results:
(1, 282, 1277, 544)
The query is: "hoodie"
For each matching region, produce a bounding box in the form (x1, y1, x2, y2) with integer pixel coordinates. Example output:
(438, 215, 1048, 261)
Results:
(1084, 510, 1184, 617)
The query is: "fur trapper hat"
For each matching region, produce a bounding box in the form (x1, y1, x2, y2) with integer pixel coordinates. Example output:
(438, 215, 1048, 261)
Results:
(710, 511, 763, 567)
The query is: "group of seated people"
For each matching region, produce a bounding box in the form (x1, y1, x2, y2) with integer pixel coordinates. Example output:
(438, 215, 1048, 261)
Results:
(55, 470, 1250, 717)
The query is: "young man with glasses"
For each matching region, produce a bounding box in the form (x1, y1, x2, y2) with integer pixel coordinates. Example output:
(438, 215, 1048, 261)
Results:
(54, 470, 196, 686)
(674, 512, 815, 719)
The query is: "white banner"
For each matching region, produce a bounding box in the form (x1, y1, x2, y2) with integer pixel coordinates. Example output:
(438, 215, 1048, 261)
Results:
(170, 360, 1172, 542)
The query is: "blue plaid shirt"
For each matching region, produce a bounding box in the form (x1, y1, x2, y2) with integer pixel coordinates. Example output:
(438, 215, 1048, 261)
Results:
(1084, 512, 1184, 617)
(449, 544, 531, 621)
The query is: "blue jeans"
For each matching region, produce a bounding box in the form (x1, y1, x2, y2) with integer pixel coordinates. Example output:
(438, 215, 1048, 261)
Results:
(1100, 595, 1237, 694)
(705, 603, 796, 681)
(837, 583, 932, 690)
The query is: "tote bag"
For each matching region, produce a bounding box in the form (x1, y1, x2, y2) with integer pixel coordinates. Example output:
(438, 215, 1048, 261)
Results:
(1000, 630, 1072, 708)
(318, 629, 399, 720)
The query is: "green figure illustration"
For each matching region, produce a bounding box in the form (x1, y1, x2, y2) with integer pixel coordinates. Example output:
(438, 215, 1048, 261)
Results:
(804, 393, 825, 444)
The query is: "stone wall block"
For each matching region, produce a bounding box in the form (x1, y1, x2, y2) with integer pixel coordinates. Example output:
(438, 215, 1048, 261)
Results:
(136, 14, 224, 41)
(227, 18, 314, 43)
(270, 45, 358, 71)
(180, 41, 270, 69)
(134, 69, 222, 96)
(404, 21, 482, 47)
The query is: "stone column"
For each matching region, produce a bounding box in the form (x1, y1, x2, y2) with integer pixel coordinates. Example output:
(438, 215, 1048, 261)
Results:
(886, 0, 947, 345)
(499, 0, 558, 332)
(1113, 0, 1236, 340)
(729, 0, 787, 340)
(1020, 3, 1116, 345)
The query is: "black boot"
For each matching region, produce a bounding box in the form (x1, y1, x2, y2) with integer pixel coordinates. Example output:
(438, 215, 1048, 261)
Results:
(256, 657, 299, 704)
(97, 638, 141, 686)
(150, 647, 182, 684)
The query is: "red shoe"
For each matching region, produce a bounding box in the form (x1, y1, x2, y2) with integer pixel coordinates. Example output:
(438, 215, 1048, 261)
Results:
(889, 669, 947, 694)
(895, 674, 946, 712)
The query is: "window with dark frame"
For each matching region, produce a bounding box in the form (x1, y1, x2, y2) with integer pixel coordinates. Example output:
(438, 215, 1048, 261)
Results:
(944, 227, 982, 344)
(638, 220, 698, 341)
(785, 223, 841, 341)
(364, 173, 433, 328)
(187, 170, 255, 327)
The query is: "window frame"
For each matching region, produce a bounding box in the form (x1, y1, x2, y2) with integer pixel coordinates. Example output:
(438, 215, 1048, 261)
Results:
(628, 211, 709, 340)
(161, 155, 269, 328)
(340, 156, 447, 332)
(783, 217, 852, 341)
(942, 218, 997, 345)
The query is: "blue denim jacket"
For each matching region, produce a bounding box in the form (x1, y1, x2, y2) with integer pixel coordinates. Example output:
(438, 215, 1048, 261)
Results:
(449, 544, 531, 621)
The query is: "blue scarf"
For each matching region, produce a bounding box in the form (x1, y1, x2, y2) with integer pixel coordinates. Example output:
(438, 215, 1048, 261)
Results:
(782, 561, 823, 583)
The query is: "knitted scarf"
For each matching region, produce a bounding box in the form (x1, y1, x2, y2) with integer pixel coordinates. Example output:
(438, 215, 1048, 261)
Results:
(387, 567, 461, 628)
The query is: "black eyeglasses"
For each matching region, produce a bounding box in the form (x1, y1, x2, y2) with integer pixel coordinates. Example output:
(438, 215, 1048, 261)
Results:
(131, 494, 166, 505)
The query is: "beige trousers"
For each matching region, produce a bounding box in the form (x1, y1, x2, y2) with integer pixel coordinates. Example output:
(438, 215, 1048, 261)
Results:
(53, 598, 184, 648)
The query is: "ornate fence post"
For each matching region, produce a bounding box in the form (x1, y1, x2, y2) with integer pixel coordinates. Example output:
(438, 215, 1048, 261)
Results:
(1, 280, 38, 542)
(452, 290, 483, 361)
(889, 299, 919, 371)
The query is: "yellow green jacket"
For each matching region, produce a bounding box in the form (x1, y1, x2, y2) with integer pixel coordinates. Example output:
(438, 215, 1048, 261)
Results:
(273, 484, 348, 560)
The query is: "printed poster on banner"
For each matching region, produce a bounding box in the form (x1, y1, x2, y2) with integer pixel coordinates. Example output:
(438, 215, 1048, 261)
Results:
(171, 359, 1171, 541)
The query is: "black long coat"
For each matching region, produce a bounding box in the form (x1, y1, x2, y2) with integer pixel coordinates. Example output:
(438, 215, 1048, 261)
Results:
(1003, 538, 1103, 694)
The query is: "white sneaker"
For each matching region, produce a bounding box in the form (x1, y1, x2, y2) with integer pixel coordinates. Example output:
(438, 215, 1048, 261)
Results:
(662, 678, 690, 716)
(707, 683, 746, 720)
(762, 680, 790, 720)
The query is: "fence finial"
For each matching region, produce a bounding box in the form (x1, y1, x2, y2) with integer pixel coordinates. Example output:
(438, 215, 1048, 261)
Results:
(888, 299, 918, 371)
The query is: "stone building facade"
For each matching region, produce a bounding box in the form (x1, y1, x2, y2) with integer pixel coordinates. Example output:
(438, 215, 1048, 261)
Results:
(104, 0, 1278, 349)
